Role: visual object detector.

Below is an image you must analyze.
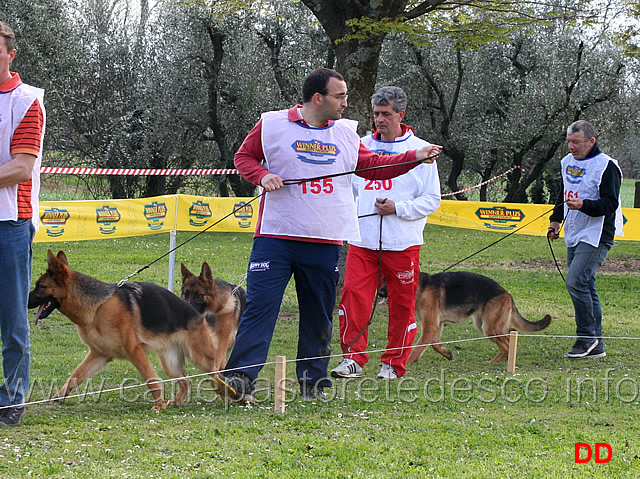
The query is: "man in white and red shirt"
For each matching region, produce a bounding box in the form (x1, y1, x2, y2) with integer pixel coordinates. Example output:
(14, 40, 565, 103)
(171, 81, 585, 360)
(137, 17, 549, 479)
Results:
(0, 22, 45, 427)
(217, 69, 441, 402)
(332, 86, 441, 380)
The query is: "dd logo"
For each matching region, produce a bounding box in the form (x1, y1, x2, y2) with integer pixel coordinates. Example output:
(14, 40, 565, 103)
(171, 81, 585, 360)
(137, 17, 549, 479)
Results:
(574, 443, 612, 464)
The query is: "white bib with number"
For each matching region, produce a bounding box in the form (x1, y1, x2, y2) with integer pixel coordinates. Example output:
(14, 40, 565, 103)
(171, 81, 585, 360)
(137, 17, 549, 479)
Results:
(353, 131, 440, 250)
(259, 109, 361, 241)
(561, 152, 623, 247)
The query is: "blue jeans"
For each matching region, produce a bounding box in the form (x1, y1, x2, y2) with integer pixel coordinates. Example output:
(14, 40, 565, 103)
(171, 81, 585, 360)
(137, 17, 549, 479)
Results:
(566, 241, 610, 345)
(225, 237, 340, 388)
(0, 219, 34, 406)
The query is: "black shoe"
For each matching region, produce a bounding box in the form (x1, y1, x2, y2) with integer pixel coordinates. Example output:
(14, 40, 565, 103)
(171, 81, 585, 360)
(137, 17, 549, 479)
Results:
(0, 406, 25, 427)
(213, 373, 255, 404)
(300, 383, 328, 403)
(585, 346, 606, 359)
(564, 339, 600, 359)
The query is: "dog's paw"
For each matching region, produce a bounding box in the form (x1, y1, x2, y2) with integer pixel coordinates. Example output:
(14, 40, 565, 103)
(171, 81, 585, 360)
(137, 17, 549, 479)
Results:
(49, 395, 67, 406)
(443, 349, 454, 360)
(151, 402, 167, 410)
(167, 398, 182, 407)
(52, 390, 69, 401)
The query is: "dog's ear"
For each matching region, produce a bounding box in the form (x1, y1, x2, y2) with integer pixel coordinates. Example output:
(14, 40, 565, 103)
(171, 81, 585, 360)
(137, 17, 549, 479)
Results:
(47, 250, 68, 278)
(181, 263, 193, 281)
(200, 262, 214, 284)
(56, 250, 69, 265)
(47, 249, 56, 266)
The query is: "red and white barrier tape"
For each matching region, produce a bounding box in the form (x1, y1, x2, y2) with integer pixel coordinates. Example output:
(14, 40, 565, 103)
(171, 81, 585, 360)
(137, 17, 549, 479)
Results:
(441, 166, 525, 197)
(40, 165, 524, 195)
(40, 167, 239, 176)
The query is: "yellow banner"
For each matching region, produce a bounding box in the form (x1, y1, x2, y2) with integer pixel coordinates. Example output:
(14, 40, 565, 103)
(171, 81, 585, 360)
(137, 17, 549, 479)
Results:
(175, 194, 257, 233)
(34, 196, 640, 243)
(430, 200, 638, 241)
(35, 195, 259, 242)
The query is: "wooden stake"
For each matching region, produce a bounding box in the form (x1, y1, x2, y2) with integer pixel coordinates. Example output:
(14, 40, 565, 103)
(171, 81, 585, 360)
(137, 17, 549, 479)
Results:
(274, 355, 286, 414)
(507, 331, 518, 373)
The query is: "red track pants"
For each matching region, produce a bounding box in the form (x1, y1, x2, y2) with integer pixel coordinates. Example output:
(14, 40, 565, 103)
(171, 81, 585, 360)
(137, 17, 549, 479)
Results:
(338, 244, 420, 377)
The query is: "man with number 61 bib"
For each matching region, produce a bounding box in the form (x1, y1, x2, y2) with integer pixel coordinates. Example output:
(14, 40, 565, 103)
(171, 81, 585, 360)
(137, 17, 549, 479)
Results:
(548, 120, 623, 359)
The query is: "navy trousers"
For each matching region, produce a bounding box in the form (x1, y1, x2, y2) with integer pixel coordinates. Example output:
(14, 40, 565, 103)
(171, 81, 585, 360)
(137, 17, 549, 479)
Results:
(225, 237, 340, 388)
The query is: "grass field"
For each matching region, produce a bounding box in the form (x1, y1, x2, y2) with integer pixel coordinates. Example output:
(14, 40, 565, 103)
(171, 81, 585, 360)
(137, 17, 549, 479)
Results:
(2, 224, 637, 478)
(2, 203, 640, 476)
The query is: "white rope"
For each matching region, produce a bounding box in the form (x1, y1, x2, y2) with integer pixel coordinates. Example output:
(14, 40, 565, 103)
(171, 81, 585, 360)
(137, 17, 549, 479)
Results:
(4, 332, 639, 410)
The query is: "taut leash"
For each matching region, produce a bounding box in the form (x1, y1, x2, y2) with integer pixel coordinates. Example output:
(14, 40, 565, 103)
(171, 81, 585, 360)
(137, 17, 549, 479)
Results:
(117, 193, 265, 287)
(345, 212, 385, 351)
(117, 152, 440, 286)
(441, 204, 563, 273)
(283, 153, 440, 185)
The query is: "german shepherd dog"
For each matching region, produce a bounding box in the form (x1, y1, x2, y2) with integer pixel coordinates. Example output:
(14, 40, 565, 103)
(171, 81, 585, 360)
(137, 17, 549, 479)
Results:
(28, 250, 227, 410)
(180, 262, 245, 371)
(405, 271, 551, 364)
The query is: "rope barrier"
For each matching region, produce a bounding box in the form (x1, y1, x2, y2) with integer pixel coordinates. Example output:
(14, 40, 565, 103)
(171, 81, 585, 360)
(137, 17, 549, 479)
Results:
(40, 167, 239, 175)
(6, 332, 640, 411)
(441, 166, 525, 197)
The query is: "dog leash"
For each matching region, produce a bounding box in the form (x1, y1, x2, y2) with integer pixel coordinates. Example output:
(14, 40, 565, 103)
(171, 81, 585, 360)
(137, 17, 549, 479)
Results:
(547, 233, 566, 282)
(441, 203, 565, 273)
(345, 212, 385, 352)
(116, 154, 440, 286)
(117, 193, 266, 287)
(282, 153, 440, 185)
(546, 207, 568, 283)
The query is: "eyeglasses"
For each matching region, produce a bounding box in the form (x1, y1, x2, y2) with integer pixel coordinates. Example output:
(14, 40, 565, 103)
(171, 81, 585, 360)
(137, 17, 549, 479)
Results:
(324, 93, 348, 101)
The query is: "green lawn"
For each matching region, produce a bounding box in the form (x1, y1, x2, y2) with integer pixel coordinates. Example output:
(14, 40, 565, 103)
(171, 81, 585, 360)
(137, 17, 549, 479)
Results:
(2, 222, 640, 477)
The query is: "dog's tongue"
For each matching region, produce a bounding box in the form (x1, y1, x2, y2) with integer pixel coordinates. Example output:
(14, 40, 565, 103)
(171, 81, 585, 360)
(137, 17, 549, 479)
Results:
(35, 304, 47, 325)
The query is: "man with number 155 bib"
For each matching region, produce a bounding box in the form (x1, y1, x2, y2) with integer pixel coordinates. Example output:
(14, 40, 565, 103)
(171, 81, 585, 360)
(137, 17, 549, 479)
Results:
(218, 70, 442, 403)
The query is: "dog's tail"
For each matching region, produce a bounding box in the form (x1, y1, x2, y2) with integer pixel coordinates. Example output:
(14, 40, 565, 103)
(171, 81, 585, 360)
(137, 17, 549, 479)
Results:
(510, 299, 551, 332)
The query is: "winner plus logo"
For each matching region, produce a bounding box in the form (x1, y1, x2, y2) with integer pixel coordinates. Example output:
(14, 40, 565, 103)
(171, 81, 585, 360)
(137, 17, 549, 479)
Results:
(475, 206, 524, 231)
(292, 139, 339, 165)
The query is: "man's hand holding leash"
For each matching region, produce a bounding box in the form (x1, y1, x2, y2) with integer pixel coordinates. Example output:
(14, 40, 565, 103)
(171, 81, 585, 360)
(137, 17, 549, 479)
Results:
(375, 197, 395, 216)
(566, 198, 583, 210)
(547, 222, 561, 241)
(548, 198, 580, 241)
(417, 144, 442, 163)
(260, 173, 284, 192)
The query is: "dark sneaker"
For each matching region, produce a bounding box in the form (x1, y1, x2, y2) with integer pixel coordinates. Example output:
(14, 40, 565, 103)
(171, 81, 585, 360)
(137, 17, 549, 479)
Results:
(300, 383, 328, 403)
(213, 373, 255, 404)
(0, 406, 25, 427)
(585, 346, 606, 359)
(564, 339, 600, 359)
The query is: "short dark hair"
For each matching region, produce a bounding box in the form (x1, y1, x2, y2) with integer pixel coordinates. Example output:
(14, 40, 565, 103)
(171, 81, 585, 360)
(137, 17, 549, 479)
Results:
(371, 86, 407, 112)
(302, 68, 344, 103)
(0, 22, 15, 52)
(567, 120, 596, 141)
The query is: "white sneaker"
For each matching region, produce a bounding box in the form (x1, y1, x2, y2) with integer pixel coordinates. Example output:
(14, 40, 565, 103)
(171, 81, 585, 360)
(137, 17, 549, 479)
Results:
(376, 363, 398, 380)
(330, 359, 363, 378)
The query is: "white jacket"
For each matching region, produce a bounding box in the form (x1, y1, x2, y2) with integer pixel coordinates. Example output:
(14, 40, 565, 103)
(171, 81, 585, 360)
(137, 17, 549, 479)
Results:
(351, 129, 441, 251)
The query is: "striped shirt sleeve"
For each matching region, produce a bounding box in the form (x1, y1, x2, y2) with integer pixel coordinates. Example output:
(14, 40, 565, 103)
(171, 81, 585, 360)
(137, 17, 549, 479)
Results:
(12, 99, 44, 219)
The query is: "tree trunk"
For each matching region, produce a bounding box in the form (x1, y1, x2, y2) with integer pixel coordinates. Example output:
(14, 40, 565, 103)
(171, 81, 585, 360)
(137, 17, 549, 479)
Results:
(447, 148, 467, 200)
(333, 38, 384, 134)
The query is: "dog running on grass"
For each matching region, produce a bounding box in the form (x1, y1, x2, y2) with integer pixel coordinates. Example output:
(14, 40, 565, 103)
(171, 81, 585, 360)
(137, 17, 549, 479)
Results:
(180, 262, 245, 373)
(404, 271, 552, 364)
(28, 250, 227, 410)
